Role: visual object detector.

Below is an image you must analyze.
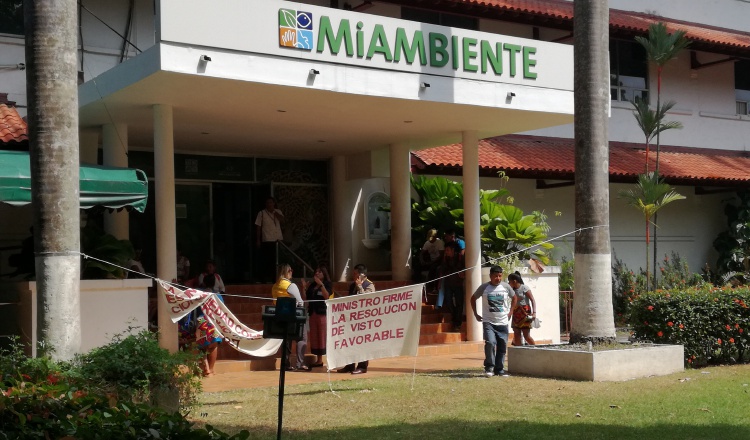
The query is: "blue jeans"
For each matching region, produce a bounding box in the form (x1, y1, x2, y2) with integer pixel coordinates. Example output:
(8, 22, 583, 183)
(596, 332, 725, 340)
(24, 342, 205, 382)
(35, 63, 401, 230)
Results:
(482, 322, 508, 373)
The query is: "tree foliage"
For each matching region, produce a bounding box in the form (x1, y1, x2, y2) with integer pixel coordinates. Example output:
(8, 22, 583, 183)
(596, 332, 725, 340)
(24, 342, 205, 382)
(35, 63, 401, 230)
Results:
(410, 175, 553, 264)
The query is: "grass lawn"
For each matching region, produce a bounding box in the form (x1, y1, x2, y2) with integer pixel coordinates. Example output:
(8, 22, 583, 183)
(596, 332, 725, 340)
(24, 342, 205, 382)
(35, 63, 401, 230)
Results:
(193, 364, 750, 439)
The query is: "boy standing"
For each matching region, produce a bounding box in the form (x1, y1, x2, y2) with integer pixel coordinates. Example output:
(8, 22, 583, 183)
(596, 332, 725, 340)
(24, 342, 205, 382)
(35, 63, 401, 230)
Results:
(470, 266, 516, 377)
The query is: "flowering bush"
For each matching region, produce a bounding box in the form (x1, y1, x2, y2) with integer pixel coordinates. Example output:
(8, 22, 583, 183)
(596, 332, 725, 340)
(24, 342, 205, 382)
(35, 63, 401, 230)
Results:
(0, 336, 245, 439)
(629, 287, 750, 367)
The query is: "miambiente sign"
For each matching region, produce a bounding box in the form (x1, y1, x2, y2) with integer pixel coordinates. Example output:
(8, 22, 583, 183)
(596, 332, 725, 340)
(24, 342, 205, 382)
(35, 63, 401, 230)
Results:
(279, 8, 538, 80)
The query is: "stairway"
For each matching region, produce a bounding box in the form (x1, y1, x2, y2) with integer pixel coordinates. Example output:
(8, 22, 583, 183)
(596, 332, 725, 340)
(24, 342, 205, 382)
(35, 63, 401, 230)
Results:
(213, 282, 484, 374)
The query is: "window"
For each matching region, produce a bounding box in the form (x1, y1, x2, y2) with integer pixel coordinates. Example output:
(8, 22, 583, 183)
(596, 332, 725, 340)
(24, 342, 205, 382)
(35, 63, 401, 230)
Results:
(401, 7, 478, 31)
(0, 1, 24, 36)
(735, 59, 750, 115)
(610, 40, 649, 102)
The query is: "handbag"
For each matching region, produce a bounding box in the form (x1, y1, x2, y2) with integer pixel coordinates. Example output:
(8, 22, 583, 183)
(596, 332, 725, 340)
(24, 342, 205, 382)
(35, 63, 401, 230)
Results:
(532, 317, 542, 329)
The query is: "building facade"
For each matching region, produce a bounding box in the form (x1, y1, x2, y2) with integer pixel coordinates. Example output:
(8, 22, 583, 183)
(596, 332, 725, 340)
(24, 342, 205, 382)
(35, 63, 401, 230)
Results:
(1, 0, 749, 345)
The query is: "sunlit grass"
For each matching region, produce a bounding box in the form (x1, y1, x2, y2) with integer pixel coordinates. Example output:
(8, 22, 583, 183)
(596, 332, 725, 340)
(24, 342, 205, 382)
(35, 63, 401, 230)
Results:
(193, 364, 750, 439)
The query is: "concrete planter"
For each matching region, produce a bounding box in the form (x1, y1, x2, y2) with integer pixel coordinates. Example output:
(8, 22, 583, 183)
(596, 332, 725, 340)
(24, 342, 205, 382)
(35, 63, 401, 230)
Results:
(508, 344, 684, 381)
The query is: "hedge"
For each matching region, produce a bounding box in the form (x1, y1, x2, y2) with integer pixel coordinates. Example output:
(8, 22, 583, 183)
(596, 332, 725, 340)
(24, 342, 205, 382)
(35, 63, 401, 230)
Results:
(629, 287, 750, 367)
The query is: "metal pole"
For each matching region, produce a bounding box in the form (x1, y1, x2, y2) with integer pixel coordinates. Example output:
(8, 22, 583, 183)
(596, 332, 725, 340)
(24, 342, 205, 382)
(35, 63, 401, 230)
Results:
(276, 329, 289, 440)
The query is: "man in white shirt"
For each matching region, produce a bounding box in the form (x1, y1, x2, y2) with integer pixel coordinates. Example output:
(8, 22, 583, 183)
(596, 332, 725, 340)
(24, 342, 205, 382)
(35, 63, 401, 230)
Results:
(470, 266, 517, 377)
(420, 228, 444, 292)
(255, 197, 284, 282)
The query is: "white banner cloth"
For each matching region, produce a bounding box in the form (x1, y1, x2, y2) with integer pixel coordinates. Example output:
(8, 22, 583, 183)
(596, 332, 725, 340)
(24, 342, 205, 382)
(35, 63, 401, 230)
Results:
(325, 284, 423, 370)
(158, 280, 282, 358)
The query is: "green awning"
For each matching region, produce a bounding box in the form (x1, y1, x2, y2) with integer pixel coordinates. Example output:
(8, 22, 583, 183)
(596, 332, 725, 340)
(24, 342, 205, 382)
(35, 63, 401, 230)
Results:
(0, 150, 148, 213)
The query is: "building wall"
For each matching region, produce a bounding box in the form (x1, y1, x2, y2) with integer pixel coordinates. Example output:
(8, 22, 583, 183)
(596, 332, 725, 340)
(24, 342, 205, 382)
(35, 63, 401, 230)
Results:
(415, 173, 731, 275)
(0, 0, 155, 117)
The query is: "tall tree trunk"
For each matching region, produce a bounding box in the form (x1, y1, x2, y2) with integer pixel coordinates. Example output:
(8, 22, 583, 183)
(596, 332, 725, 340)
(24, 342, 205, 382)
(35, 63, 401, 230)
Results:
(653, 66, 663, 290)
(24, 0, 81, 360)
(571, 0, 616, 343)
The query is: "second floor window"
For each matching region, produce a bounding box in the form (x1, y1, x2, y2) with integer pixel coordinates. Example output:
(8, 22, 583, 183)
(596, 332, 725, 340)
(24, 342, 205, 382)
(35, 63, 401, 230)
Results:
(736, 59, 750, 115)
(610, 40, 649, 102)
(0, 1, 24, 36)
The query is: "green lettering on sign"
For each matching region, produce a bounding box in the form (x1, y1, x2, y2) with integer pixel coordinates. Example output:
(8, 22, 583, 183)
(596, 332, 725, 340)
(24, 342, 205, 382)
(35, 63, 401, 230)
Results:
(451, 36, 459, 70)
(394, 28, 426, 65)
(356, 22, 365, 57)
(523, 46, 537, 79)
(317, 17, 354, 56)
(429, 33, 449, 67)
(367, 24, 393, 61)
(462, 37, 478, 72)
(480, 40, 502, 75)
(503, 43, 521, 77)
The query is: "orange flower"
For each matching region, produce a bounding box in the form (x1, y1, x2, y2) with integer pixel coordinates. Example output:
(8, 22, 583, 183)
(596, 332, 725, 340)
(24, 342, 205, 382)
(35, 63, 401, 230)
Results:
(687, 358, 692, 363)
(726, 324, 731, 330)
(717, 338, 722, 345)
(736, 324, 741, 329)
(647, 305, 654, 311)
(667, 322, 674, 327)
(678, 323, 684, 329)
(657, 331, 664, 337)
(729, 338, 735, 344)
(740, 328, 744, 334)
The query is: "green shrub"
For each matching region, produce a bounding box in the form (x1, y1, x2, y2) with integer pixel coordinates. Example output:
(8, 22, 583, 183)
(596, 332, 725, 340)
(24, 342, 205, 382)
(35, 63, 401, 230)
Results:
(0, 379, 247, 439)
(629, 287, 750, 366)
(0, 337, 243, 439)
(71, 329, 203, 411)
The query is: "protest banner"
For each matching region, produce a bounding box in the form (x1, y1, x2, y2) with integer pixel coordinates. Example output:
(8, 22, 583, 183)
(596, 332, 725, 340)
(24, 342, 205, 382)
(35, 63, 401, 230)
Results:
(325, 284, 423, 370)
(158, 280, 283, 358)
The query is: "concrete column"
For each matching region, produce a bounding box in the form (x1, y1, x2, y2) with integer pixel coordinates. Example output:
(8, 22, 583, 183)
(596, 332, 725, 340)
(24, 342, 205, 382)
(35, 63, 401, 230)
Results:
(102, 123, 129, 240)
(79, 129, 99, 165)
(389, 143, 411, 281)
(153, 105, 178, 352)
(331, 156, 352, 282)
(462, 131, 482, 342)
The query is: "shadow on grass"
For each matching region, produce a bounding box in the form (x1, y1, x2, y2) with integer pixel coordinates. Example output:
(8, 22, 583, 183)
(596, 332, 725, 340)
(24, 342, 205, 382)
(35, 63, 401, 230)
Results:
(201, 419, 750, 440)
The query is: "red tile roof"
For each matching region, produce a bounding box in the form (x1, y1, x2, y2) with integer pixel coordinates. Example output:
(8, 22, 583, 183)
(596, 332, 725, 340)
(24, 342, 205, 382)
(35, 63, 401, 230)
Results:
(411, 134, 750, 187)
(0, 104, 28, 145)
(392, 0, 750, 56)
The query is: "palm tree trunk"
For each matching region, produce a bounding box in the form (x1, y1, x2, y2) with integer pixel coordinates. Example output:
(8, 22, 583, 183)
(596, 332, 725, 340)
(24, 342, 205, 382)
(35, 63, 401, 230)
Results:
(645, 217, 650, 291)
(653, 68, 663, 290)
(571, 0, 616, 343)
(24, 0, 81, 361)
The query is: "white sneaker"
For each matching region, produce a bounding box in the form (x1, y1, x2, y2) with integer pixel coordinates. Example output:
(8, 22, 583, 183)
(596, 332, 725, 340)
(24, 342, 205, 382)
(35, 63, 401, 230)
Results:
(484, 370, 494, 377)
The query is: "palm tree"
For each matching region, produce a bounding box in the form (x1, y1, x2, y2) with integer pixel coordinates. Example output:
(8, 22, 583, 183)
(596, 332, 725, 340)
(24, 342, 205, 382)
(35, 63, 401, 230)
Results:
(631, 98, 683, 173)
(635, 22, 690, 173)
(635, 22, 689, 287)
(571, 0, 616, 343)
(25, 0, 82, 360)
(619, 173, 686, 291)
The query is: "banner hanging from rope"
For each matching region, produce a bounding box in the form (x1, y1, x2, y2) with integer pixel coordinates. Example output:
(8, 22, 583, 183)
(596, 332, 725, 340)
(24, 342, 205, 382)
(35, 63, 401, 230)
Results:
(158, 280, 283, 358)
(325, 284, 423, 370)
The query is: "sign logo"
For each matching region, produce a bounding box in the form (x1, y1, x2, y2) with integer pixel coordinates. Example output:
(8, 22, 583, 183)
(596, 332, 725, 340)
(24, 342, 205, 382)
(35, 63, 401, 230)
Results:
(279, 9, 313, 50)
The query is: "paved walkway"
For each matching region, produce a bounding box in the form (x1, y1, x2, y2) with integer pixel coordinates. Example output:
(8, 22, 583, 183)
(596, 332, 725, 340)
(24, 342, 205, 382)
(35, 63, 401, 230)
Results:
(201, 351, 486, 393)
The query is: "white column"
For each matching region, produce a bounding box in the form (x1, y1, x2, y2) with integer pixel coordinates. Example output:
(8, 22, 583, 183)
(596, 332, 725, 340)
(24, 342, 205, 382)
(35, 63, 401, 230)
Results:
(389, 143, 411, 281)
(153, 105, 178, 352)
(463, 131, 482, 342)
(79, 129, 99, 165)
(102, 123, 129, 240)
(331, 156, 352, 282)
